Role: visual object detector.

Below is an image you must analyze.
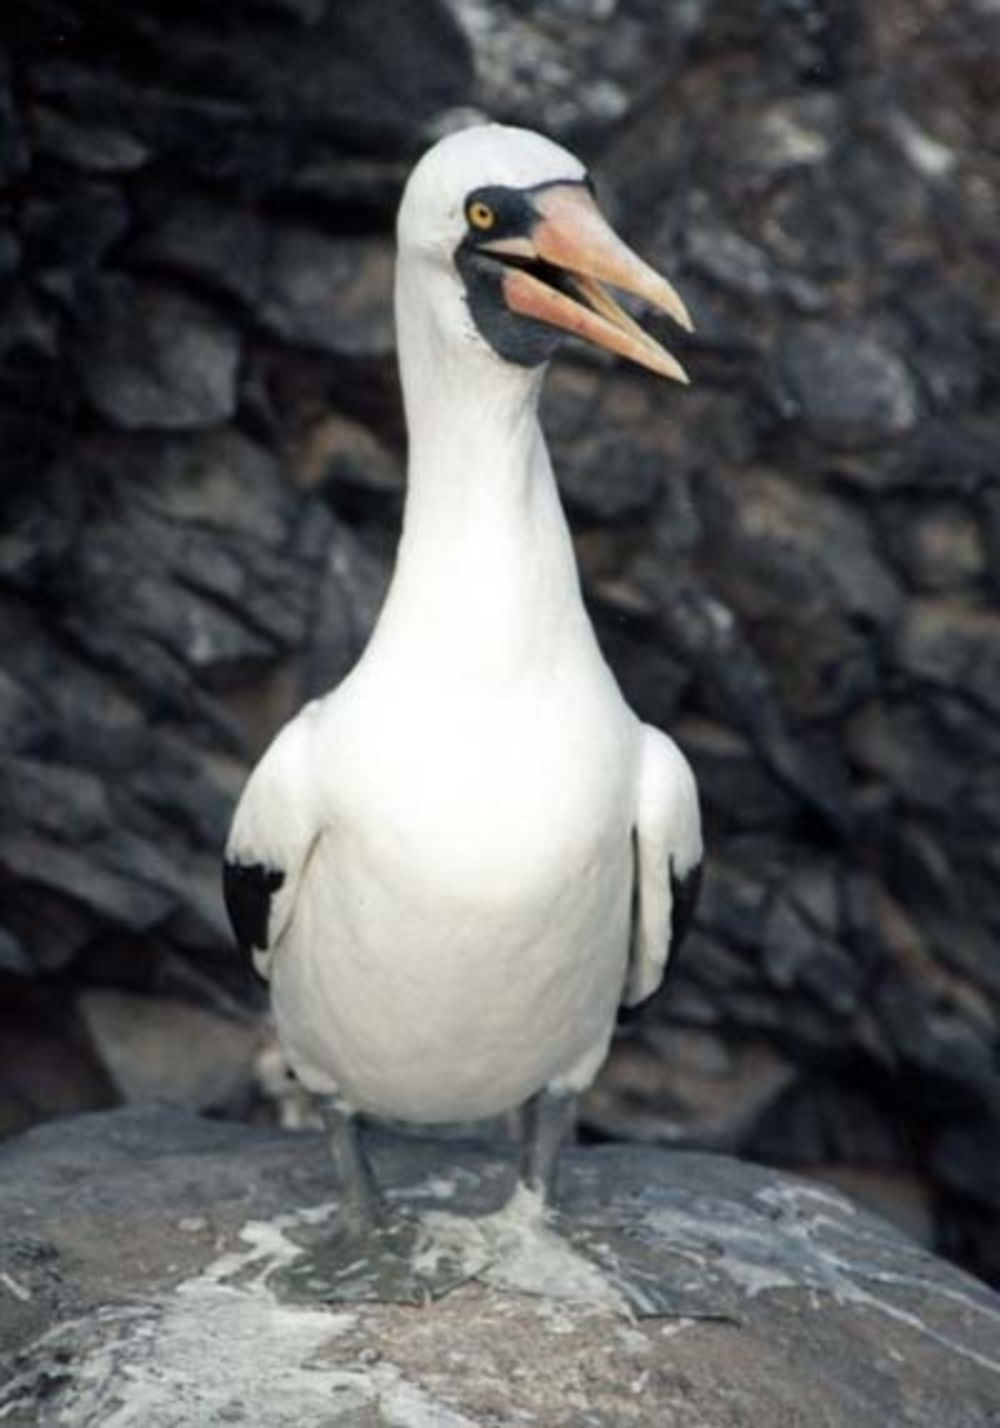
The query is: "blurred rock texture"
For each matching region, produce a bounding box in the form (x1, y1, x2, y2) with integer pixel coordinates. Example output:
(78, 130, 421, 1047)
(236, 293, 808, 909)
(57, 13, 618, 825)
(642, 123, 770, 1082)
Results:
(1, 0, 998, 1279)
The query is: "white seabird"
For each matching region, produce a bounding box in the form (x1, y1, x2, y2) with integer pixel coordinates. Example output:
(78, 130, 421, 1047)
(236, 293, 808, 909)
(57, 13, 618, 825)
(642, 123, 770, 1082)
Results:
(224, 123, 702, 1300)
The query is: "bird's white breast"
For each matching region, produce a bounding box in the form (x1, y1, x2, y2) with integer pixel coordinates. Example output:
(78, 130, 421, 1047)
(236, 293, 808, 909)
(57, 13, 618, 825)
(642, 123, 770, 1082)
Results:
(271, 653, 639, 1123)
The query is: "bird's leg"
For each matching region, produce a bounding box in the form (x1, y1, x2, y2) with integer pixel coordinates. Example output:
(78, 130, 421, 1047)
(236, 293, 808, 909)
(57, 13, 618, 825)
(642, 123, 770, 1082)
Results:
(321, 1097, 385, 1235)
(518, 1086, 578, 1208)
(274, 1096, 483, 1306)
(508, 1084, 681, 1314)
(515, 1091, 694, 1318)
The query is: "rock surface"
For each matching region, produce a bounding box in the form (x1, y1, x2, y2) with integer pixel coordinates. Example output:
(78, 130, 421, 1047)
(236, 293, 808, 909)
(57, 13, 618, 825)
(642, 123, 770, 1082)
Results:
(77, 991, 259, 1112)
(1, 1107, 999, 1427)
(1, 0, 999, 1287)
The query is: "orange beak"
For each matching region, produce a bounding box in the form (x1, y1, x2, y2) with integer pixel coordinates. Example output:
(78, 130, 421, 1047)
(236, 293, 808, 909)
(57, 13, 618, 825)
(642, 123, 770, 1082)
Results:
(480, 184, 693, 383)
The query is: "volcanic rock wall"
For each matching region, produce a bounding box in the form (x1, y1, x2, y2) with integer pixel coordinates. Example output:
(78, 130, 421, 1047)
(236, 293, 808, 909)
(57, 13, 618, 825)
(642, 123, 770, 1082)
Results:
(1, 2, 998, 1277)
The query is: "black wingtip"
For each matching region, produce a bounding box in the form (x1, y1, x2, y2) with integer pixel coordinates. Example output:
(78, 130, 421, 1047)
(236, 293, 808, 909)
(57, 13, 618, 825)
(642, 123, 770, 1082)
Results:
(222, 859, 284, 982)
(619, 853, 703, 1023)
(669, 858, 703, 955)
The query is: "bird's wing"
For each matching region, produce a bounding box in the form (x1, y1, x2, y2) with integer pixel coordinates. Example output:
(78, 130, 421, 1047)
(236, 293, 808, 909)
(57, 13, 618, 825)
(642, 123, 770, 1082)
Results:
(624, 723, 703, 1008)
(223, 703, 322, 982)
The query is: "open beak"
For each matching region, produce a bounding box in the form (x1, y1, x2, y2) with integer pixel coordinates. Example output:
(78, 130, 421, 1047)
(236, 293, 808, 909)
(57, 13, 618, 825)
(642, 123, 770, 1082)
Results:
(481, 184, 693, 383)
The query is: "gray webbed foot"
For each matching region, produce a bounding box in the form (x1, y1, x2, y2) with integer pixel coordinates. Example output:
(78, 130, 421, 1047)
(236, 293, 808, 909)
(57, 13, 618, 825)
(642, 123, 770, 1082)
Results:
(509, 1088, 731, 1319)
(273, 1097, 487, 1305)
(274, 1209, 483, 1306)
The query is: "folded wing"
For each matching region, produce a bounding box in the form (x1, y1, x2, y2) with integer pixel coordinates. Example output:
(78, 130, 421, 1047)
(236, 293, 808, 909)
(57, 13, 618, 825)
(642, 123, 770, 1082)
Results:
(625, 724, 703, 1009)
(223, 704, 322, 982)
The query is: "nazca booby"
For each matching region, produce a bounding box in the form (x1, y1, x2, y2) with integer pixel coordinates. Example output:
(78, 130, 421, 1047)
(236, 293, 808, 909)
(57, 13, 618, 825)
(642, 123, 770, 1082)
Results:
(224, 123, 702, 1301)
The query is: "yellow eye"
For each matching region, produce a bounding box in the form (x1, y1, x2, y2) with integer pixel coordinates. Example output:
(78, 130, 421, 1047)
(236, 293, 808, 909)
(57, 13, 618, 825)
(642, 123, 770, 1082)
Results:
(468, 200, 496, 231)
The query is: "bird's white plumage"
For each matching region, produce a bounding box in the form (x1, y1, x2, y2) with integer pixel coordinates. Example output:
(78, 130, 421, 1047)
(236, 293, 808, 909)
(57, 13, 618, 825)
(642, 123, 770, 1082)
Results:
(397, 124, 585, 258)
(226, 123, 702, 1124)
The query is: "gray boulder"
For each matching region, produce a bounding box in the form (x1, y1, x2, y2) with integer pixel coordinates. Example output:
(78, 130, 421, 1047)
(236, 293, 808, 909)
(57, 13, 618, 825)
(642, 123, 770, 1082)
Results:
(78, 279, 241, 431)
(1, 1107, 997, 1427)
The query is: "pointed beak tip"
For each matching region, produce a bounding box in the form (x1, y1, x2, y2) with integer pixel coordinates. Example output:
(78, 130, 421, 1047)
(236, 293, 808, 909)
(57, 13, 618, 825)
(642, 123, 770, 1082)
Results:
(637, 351, 689, 386)
(657, 284, 695, 335)
(664, 358, 691, 386)
(647, 344, 690, 386)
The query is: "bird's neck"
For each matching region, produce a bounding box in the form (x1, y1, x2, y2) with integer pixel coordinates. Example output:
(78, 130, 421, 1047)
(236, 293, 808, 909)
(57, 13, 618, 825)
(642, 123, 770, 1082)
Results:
(374, 269, 586, 673)
(399, 319, 546, 538)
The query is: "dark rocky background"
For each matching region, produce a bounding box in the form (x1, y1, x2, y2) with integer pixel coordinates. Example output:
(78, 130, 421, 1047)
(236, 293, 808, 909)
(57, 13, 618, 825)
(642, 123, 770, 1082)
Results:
(1, 0, 997, 1284)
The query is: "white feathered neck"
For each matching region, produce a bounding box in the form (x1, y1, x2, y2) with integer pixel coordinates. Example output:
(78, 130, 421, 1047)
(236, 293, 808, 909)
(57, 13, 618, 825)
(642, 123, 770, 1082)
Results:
(370, 249, 588, 681)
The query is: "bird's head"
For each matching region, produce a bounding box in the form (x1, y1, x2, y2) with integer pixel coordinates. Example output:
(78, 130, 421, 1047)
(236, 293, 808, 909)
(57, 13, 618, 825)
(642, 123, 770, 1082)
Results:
(396, 123, 692, 384)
